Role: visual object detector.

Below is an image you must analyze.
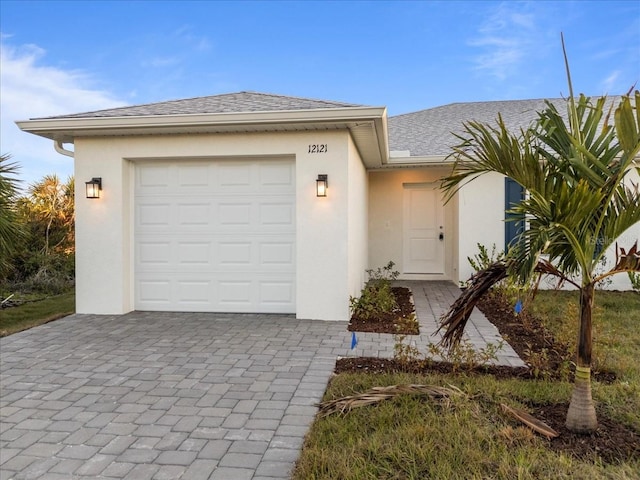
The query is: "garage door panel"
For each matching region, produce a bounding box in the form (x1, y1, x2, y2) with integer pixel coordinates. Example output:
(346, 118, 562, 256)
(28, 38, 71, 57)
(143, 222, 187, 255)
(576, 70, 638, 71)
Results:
(260, 281, 295, 305)
(138, 165, 171, 188)
(219, 202, 252, 225)
(259, 242, 294, 266)
(137, 236, 294, 272)
(138, 280, 172, 304)
(218, 242, 252, 265)
(177, 242, 212, 265)
(178, 164, 210, 187)
(135, 158, 295, 313)
(259, 162, 294, 187)
(138, 203, 171, 226)
(138, 241, 172, 265)
(135, 273, 295, 313)
(219, 163, 252, 187)
(136, 197, 295, 233)
(259, 203, 294, 225)
(177, 281, 212, 304)
(178, 203, 211, 225)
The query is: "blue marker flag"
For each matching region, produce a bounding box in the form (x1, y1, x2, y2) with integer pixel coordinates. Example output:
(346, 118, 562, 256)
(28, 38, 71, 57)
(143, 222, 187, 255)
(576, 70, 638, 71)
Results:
(514, 299, 523, 315)
(351, 331, 358, 350)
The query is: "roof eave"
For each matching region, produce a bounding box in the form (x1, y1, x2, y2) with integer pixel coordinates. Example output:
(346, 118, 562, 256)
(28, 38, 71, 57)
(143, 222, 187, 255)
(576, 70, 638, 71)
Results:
(377, 154, 450, 168)
(16, 106, 389, 166)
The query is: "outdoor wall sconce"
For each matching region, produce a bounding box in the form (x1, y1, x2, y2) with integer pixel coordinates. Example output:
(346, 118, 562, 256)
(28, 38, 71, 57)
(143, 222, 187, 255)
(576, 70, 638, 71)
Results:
(316, 174, 328, 197)
(85, 177, 102, 199)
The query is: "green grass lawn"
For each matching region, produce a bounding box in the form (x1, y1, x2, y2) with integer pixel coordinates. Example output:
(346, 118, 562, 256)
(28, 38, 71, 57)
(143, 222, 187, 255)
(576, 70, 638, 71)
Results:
(293, 290, 640, 480)
(0, 290, 75, 337)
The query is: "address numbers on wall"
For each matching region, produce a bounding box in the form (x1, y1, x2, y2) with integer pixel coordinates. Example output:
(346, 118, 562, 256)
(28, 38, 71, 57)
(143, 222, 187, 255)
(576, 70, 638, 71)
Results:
(308, 144, 328, 154)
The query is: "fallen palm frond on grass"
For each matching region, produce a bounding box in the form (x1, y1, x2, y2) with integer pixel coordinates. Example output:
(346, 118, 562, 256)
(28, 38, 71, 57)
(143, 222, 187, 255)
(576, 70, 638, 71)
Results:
(318, 382, 559, 439)
(317, 383, 463, 417)
(500, 403, 559, 439)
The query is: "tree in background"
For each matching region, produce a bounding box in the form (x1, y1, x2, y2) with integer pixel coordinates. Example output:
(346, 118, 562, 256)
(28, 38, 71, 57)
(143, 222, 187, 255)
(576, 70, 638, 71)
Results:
(0, 154, 25, 278)
(20, 174, 75, 255)
(2, 171, 76, 293)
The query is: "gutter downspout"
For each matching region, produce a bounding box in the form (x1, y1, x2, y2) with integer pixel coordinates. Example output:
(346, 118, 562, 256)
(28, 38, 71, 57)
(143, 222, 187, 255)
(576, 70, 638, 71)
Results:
(54, 140, 74, 157)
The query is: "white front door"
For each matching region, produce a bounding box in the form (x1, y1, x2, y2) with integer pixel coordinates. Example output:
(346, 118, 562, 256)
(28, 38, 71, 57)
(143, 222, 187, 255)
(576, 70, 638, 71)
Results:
(402, 184, 445, 274)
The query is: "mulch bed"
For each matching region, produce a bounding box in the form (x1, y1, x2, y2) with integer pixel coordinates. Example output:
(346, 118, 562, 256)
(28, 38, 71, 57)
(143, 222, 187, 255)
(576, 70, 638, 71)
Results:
(476, 292, 617, 383)
(335, 356, 531, 379)
(348, 287, 418, 335)
(336, 287, 638, 464)
(530, 402, 640, 464)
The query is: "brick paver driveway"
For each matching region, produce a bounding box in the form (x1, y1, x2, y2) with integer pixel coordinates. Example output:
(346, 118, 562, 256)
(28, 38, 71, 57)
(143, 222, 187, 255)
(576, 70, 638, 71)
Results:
(0, 312, 350, 480)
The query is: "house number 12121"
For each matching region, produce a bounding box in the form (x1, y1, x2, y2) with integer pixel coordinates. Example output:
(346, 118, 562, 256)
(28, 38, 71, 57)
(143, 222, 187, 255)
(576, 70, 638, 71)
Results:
(308, 144, 328, 153)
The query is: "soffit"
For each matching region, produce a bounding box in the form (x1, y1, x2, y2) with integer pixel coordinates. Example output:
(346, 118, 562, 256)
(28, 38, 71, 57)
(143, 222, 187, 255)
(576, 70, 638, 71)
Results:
(17, 107, 389, 167)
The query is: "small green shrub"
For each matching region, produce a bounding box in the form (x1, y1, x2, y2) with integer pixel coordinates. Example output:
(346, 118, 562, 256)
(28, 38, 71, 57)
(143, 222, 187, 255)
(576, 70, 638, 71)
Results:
(393, 313, 422, 364)
(349, 261, 399, 320)
(467, 243, 504, 274)
(628, 271, 640, 293)
(427, 339, 504, 371)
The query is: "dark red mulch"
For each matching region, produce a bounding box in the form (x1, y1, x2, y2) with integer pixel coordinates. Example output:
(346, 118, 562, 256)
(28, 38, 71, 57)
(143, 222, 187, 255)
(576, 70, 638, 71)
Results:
(348, 287, 418, 335)
(529, 402, 640, 464)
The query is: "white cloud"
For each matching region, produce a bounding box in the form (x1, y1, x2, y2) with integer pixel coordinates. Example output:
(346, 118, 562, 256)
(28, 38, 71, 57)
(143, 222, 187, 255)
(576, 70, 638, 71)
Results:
(601, 70, 621, 94)
(468, 2, 544, 82)
(0, 41, 126, 187)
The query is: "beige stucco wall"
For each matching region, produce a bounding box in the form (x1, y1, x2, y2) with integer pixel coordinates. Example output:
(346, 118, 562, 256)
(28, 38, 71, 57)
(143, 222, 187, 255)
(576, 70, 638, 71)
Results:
(74, 130, 364, 320)
(347, 136, 369, 300)
(456, 172, 506, 283)
(368, 167, 457, 280)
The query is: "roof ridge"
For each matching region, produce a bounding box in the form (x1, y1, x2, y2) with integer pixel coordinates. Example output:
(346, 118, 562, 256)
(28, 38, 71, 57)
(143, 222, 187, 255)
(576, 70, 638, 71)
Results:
(37, 90, 366, 120)
(234, 90, 359, 106)
(390, 94, 621, 119)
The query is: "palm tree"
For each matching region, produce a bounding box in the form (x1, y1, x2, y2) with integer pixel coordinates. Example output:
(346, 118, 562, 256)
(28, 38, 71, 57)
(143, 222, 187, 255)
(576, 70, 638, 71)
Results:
(0, 154, 24, 277)
(26, 174, 75, 255)
(439, 49, 640, 433)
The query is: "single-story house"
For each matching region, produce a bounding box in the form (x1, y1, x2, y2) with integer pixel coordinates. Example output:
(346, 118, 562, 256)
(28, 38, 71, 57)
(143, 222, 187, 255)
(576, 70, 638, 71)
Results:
(17, 92, 639, 320)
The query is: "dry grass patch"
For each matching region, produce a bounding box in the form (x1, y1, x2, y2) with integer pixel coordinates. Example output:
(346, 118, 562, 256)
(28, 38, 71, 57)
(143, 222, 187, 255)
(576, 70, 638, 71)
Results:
(293, 373, 639, 480)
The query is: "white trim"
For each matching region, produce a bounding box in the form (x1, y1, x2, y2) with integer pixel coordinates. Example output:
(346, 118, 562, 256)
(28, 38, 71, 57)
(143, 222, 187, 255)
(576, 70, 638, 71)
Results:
(16, 107, 385, 136)
(17, 106, 389, 168)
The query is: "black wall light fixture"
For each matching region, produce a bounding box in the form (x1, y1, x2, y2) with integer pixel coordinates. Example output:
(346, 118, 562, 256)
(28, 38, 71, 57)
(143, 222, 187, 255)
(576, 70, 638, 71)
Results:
(85, 177, 102, 199)
(316, 174, 328, 197)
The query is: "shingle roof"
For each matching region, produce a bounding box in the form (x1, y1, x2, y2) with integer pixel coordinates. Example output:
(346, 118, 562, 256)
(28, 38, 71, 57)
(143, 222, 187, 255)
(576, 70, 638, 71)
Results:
(42, 91, 364, 119)
(388, 97, 619, 157)
(388, 98, 566, 157)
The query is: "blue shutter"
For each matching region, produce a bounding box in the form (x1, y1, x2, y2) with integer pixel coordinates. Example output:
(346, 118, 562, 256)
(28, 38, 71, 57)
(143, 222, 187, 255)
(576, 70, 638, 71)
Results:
(505, 178, 525, 251)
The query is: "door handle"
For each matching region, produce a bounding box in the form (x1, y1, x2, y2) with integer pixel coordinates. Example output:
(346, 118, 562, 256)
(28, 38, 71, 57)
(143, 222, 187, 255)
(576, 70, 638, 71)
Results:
(439, 232, 444, 241)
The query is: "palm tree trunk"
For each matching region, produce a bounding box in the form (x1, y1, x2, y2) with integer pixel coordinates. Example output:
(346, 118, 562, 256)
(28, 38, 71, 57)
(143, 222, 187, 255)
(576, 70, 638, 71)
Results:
(565, 282, 598, 433)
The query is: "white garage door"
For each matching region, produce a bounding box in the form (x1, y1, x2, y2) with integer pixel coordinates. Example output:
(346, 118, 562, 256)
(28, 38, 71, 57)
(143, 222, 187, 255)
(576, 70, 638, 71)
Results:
(134, 158, 296, 313)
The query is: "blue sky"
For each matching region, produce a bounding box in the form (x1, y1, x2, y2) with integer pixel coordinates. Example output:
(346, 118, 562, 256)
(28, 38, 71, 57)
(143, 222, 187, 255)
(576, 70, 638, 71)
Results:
(1, 0, 639, 186)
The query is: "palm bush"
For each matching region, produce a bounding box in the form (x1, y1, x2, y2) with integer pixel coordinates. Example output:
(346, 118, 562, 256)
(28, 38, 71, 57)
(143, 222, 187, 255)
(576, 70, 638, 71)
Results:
(439, 41, 640, 433)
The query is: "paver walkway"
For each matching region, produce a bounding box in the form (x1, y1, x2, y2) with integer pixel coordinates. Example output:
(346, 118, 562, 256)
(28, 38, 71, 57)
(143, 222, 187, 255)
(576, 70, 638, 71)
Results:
(347, 281, 525, 367)
(1, 281, 523, 480)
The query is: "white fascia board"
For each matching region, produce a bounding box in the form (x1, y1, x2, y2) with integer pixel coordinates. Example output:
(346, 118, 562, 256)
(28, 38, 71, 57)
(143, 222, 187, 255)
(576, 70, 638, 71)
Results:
(16, 106, 387, 138)
(17, 106, 389, 166)
(375, 114, 390, 165)
(381, 155, 450, 167)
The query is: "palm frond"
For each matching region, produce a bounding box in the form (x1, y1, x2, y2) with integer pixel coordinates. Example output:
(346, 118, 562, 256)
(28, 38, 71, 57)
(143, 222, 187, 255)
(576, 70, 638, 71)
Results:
(437, 262, 508, 348)
(438, 259, 578, 350)
(317, 382, 559, 439)
(318, 384, 463, 417)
